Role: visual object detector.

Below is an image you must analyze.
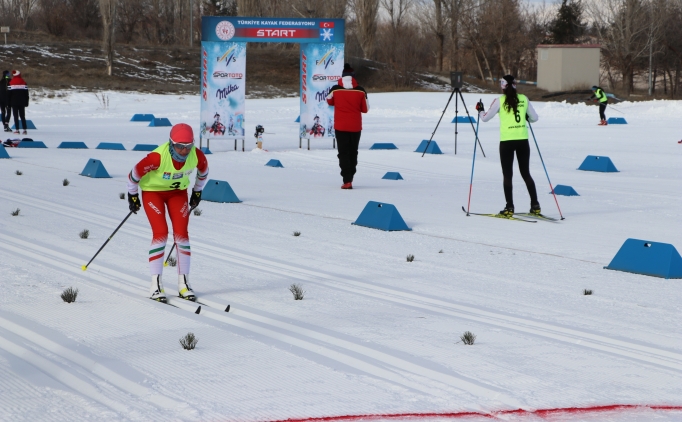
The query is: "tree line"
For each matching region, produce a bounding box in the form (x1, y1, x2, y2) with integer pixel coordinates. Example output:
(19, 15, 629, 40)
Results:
(1, 0, 680, 97)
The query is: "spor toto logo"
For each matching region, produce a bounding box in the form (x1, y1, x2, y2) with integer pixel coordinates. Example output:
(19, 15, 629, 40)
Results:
(216, 21, 235, 41)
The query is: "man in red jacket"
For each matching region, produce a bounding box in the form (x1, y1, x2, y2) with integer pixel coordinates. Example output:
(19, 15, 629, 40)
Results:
(326, 63, 369, 189)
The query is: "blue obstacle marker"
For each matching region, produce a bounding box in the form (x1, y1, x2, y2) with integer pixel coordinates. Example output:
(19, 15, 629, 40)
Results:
(17, 141, 47, 148)
(0, 145, 10, 159)
(80, 159, 111, 178)
(370, 143, 398, 150)
(265, 159, 284, 168)
(607, 117, 627, 124)
(414, 140, 443, 154)
(132, 144, 158, 151)
(451, 116, 476, 123)
(295, 116, 300, 123)
(58, 141, 88, 149)
(96, 142, 126, 150)
(11, 120, 37, 130)
(382, 172, 404, 180)
(353, 201, 411, 231)
(148, 118, 172, 127)
(552, 185, 579, 196)
(130, 114, 155, 122)
(200, 147, 212, 155)
(604, 239, 682, 279)
(202, 179, 242, 203)
(578, 155, 618, 172)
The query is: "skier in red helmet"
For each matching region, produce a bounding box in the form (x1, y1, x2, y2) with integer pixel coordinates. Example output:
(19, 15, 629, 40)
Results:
(127, 123, 209, 303)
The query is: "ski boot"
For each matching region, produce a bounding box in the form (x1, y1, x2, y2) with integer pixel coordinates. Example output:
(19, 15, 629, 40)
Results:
(150, 275, 167, 303)
(341, 182, 353, 189)
(13, 130, 19, 134)
(178, 274, 196, 301)
(22, 130, 27, 135)
(2, 125, 9, 132)
(530, 202, 541, 216)
(499, 205, 514, 217)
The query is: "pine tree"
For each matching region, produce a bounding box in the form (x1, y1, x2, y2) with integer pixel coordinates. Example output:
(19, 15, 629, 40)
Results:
(550, 0, 585, 44)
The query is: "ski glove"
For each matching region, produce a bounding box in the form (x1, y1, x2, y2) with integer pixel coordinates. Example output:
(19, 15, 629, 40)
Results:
(128, 193, 141, 214)
(475, 101, 485, 113)
(189, 190, 202, 208)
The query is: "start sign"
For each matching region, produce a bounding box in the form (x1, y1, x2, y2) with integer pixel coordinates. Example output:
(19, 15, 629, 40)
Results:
(202, 17, 344, 44)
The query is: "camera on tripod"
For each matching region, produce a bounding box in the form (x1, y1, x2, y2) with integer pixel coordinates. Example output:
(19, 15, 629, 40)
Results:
(450, 71, 463, 89)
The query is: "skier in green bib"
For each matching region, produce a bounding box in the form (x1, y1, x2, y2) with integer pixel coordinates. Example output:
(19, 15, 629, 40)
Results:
(476, 75, 540, 216)
(589, 86, 609, 125)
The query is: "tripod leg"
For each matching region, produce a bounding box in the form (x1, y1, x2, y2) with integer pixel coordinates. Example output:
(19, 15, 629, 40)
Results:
(457, 90, 486, 158)
(454, 94, 459, 155)
(422, 87, 457, 157)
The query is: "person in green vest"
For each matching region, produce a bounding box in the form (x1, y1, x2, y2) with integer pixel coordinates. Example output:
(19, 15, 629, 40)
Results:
(126, 123, 209, 303)
(589, 86, 609, 125)
(476, 75, 540, 216)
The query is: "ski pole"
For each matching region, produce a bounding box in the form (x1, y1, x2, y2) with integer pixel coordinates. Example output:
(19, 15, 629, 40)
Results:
(608, 105, 624, 114)
(163, 205, 197, 267)
(465, 112, 481, 215)
(82, 211, 135, 271)
(528, 122, 565, 220)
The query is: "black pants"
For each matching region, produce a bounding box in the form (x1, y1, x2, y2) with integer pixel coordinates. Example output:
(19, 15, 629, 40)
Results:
(336, 130, 361, 183)
(499, 140, 538, 208)
(12, 106, 26, 131)
(0, 102, 9, 127)
(599, 103, 607, 120)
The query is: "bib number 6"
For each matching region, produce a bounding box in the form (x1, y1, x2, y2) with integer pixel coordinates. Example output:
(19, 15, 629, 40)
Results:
(513, 109, 521, 123)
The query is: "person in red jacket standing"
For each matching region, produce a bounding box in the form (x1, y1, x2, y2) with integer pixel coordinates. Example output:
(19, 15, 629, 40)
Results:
(8, 70, 29, 135)
(326, 63, 369, 189)
(127, 123, 209, 303)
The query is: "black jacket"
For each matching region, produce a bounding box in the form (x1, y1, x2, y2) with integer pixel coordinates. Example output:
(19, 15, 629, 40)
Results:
(0, 76, 9, 104)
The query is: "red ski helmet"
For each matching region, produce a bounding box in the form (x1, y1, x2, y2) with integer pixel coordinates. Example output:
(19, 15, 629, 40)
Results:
(169, 123, 194, 144)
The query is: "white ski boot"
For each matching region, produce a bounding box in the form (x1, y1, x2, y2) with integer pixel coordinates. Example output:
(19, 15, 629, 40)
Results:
(149, 275, 167, 303)
(178, 274, 196, 301)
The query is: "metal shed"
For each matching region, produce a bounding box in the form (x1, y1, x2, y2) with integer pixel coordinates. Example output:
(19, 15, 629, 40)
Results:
(537, 44, 601, 92)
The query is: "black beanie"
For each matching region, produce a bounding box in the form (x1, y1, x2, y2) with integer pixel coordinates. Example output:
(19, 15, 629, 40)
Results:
(503, 75, 515, 85)
(342, 63, 355, 77)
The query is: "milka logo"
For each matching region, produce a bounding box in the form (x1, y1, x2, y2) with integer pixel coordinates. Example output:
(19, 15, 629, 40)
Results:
(315, 50, 335, 69)
(216, 85, 239, 99)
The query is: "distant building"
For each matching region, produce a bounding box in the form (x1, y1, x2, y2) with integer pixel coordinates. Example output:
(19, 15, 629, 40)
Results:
(537, 44, 601, 92)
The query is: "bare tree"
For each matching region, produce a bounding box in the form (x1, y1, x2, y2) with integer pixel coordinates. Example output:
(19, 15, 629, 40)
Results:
(290, 0, 347, 18)
(350, 0, 380, 59)
(100, 0, 116, 75)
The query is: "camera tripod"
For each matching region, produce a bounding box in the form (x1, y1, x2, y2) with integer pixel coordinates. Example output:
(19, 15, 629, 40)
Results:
(421, 72, 485, 158)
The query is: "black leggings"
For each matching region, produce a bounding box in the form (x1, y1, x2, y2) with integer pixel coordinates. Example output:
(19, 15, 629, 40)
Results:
(499, 140, 538, 208)
(12, 106, 26, 131)
(599, 103, 607, 120)
(0, 102, 9, 126)
(336, 130, 361, 183)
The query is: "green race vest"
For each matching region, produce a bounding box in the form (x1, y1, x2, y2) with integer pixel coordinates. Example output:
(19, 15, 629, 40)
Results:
(595, 88, 608, 103)
(499, 94, 529, 141)
(139, 142, 198, 192)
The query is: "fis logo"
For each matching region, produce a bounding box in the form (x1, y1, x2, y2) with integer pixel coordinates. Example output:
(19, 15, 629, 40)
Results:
(315, 50, 335, 69)
(162, 172, 171, 180)
(217, 45, 238, 68)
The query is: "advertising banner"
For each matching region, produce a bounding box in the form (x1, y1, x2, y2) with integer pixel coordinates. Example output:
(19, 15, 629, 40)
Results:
(299, 43, 344, 140)
(202, 17, 344, 44)
(200, 41, 246, 140)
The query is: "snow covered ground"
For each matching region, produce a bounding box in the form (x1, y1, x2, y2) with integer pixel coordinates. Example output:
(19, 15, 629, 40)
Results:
(0, 91, 681, 422)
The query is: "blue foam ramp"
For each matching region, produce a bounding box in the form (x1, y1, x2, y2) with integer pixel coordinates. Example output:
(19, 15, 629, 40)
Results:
(370, 143, 398, 150)
(414, 140, 443, 154)
(132, 144, 158, 151)
(382, 172, 403, 180)
(552, 185, 579, 196)
(295, 116, 300, 123)
(265, 159, 284, 168)
(452, 116, 476, 123)
(130, 114, 155, 122)
(352, 201, 411, 231)
(578, 155, 618, 172)
(202, 179, 241, 203)
(17, 141, 47, 148)
(11, 120, 37, 130)
(607, 117, 627, 124)
(604, 239, 682, 279)
(148, 118, 172, 127)
(80, 159, 111, 178)
(0, 145, 10, 158)
(58, 141, 88, 149)
(200, 147, 212, 155)
(96, 142, 126, 151)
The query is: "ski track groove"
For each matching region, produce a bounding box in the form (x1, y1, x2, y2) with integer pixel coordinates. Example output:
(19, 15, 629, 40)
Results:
(0, 233, 524, 412)
(3, 189, 682, 374)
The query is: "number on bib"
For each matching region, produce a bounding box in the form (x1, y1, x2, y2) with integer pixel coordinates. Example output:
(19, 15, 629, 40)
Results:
(514, 109, 521, 123)
(169, 182, 181, 190)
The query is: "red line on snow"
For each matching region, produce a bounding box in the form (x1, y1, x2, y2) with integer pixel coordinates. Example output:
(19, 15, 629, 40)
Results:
(269, 404, 682, 422)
